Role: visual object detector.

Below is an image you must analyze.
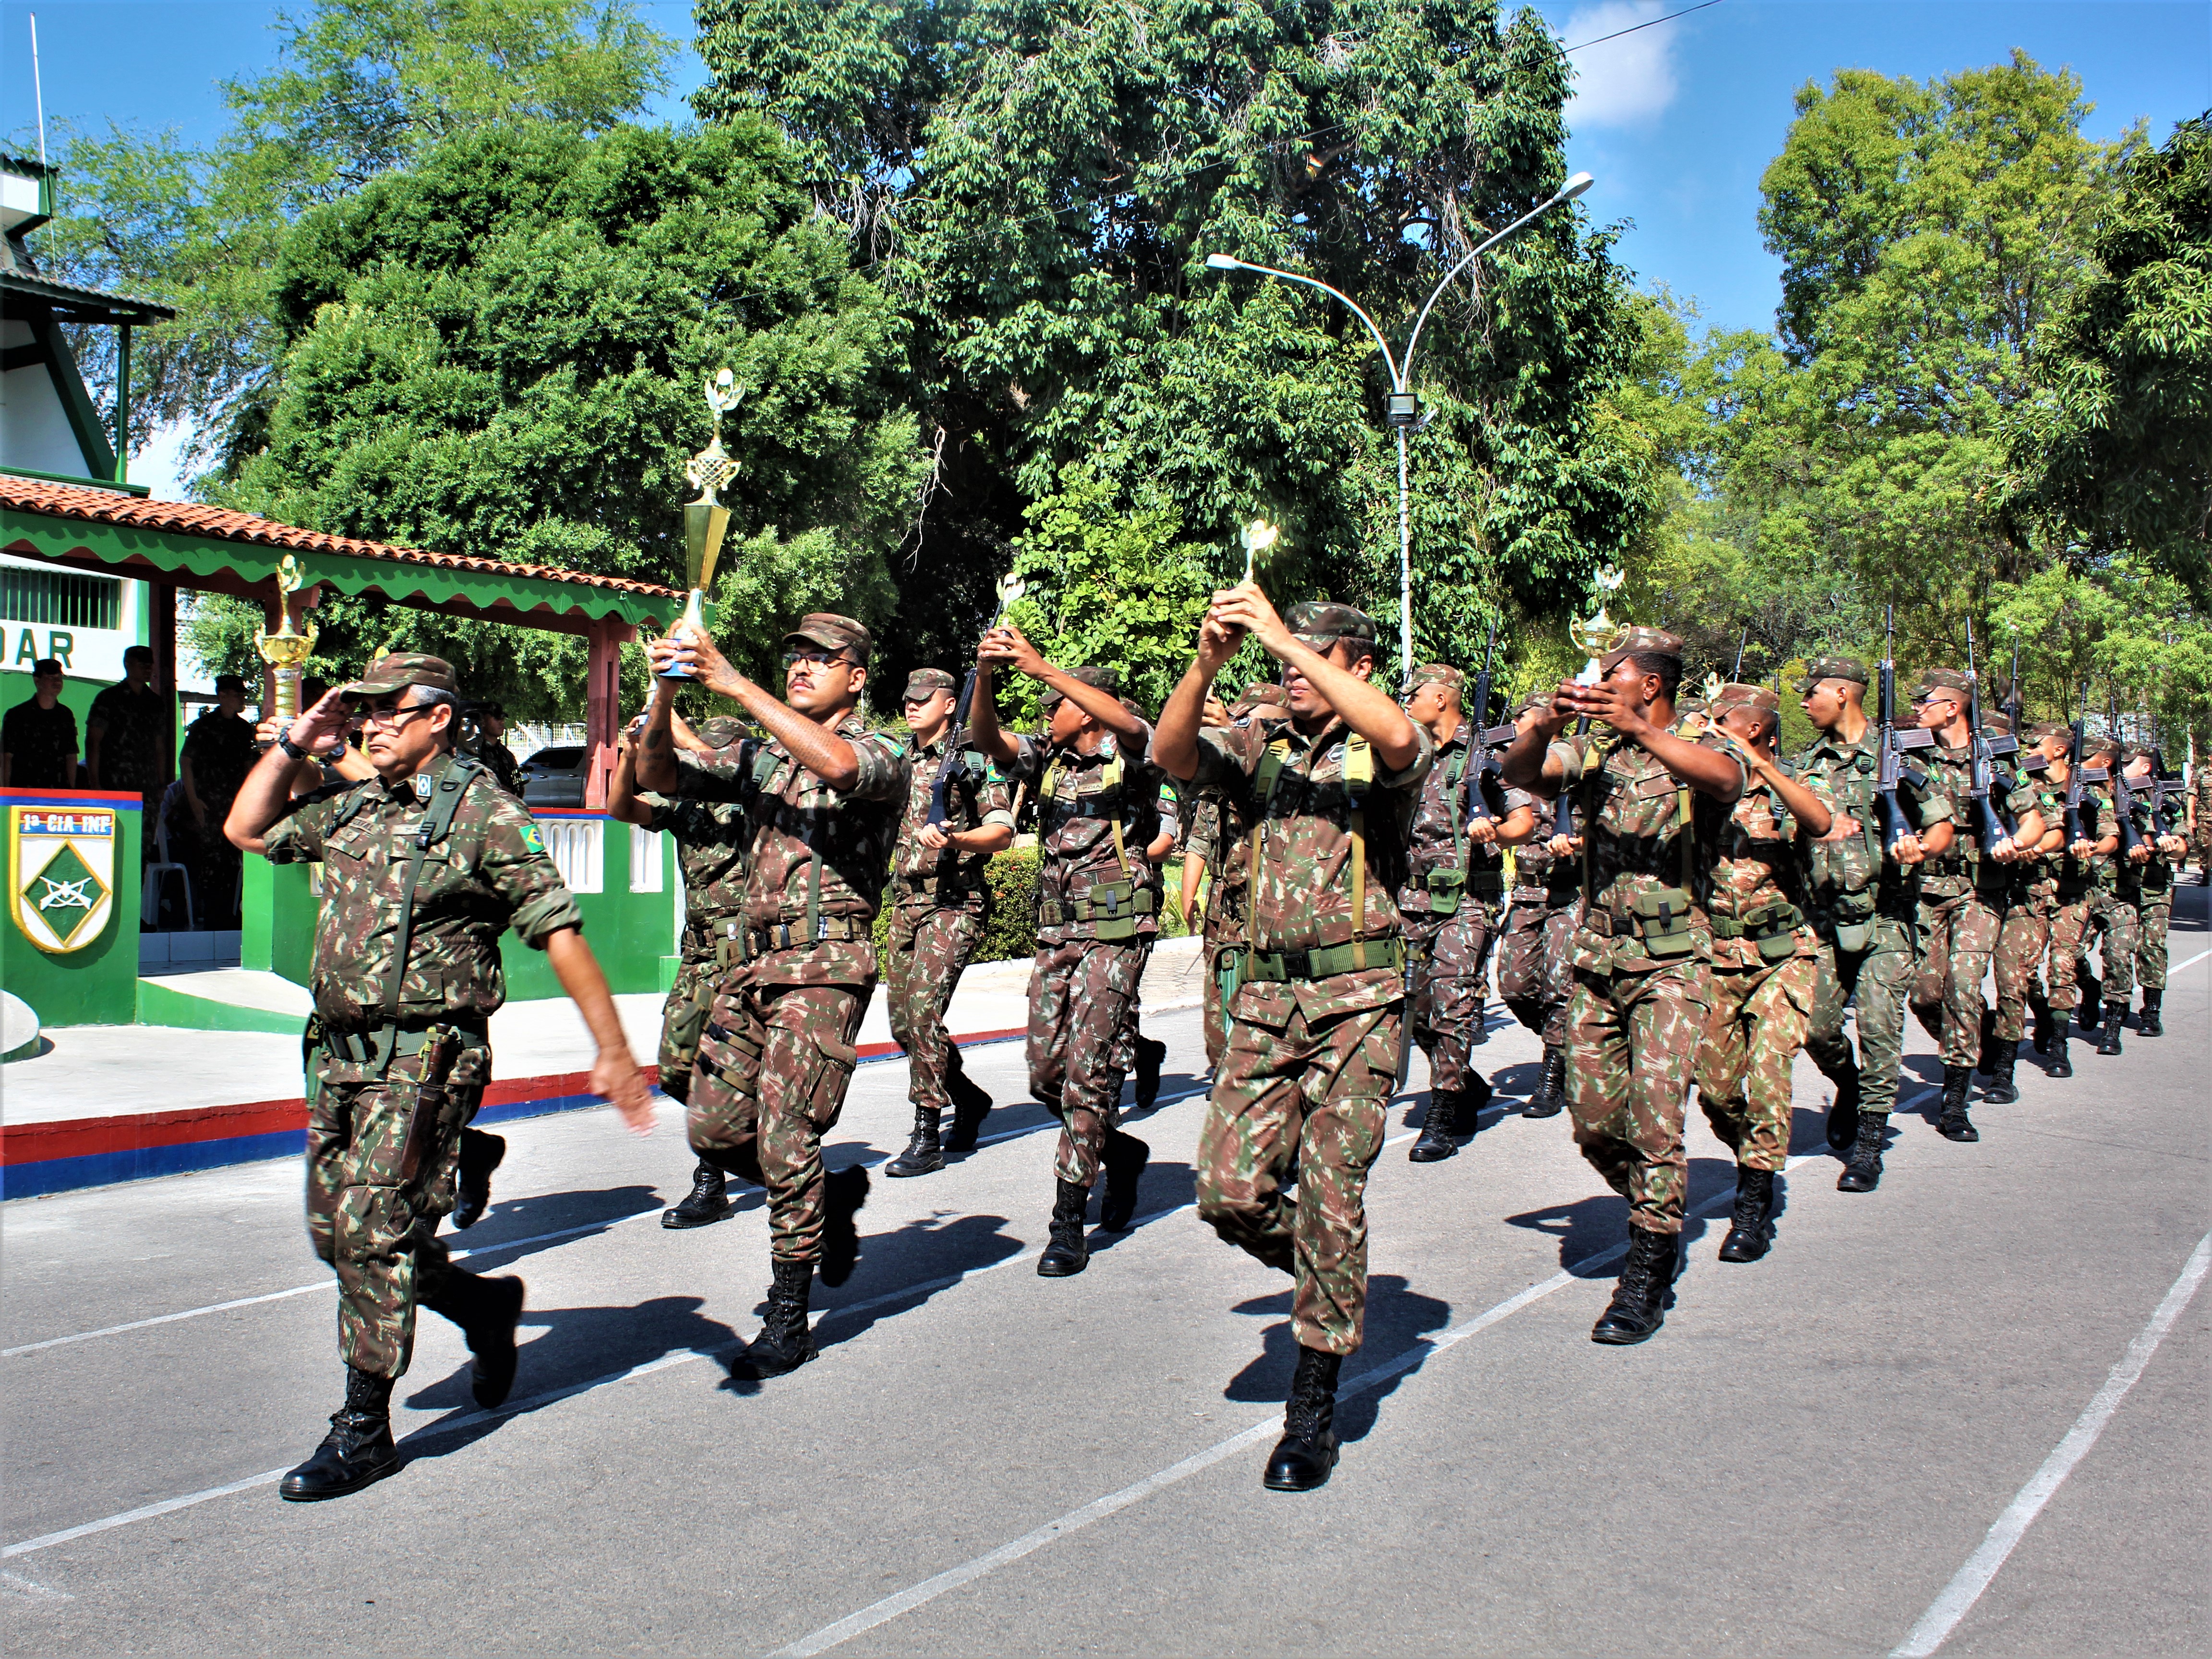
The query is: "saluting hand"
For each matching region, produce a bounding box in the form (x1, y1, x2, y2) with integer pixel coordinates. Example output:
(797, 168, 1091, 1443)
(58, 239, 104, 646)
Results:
(284, 689, 352, 757)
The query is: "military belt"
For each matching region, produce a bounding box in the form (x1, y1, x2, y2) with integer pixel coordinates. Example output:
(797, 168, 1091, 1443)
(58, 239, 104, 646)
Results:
(896, 872, 977, 901)
(316, 1018, 487, 1066)
(1410, 869, 1503, 898)
(1044, 798, 1124, 824)
(1708, 901, 1804, 940)
(1236, 936, 1405, 983)
(747, 916, 869, 954)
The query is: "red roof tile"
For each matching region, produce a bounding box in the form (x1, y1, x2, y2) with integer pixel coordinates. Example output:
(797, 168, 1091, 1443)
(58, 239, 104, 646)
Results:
(0, 474, 685, 601)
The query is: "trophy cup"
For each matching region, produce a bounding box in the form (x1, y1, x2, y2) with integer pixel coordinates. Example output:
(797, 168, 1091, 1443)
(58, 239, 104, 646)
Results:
(659, 368, 745, 681)
(1237, 518, 1281, 588)
(1566, 565, 1626, 689)
(255, 554, 318, 723)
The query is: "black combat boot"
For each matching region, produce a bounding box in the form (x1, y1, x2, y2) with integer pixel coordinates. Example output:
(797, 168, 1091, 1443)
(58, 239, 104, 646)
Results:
(1975, 1005, 1998, 1076)
(1937, 1065, 1978, 1142)
(1407, 1089, 1465, 1162)
(424, 1269, 526, 1409)
(1590, 1226, 1677, 1345)
(451, 1129, 506, 1230)
(885, 1108, 945, 1178)
(1984, 1039, 2020, 1105)
(1823, 1058, 1863, 1154)
(730, 1259, 816, 1380)
(1524, 1044, 1567, 1118)
(1262, 1346, 1343, 1492)
(2047, 1028, 2073, 1078)
(2139, 988, 2163, 1037)
(2030, 995, 2055, 1055)
(2077, 976, 2104, 1031)
(1133, 1034, 1166, 1112)
(662, 1160, 730, 1227)
(818, 1166, 871, 1288)
(1837, 1112, 1887, 1192)
(280, 1366, 402, 1501)
(1036, 1178, 1091, 1277)
(941, 1062, 993, 1154)
(2096, 1001, 2126, 1056)
(1716, 1166, 1776, 1262)
(1099, 1131, 1151, 1231)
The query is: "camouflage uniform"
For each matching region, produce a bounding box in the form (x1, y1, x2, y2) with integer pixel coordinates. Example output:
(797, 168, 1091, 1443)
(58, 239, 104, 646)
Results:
(1910, 704, 2040, 1068)
(2044, 784, 2114, 1017)
(1186, 691, 1431, 1355)
(2076, 782, 2142, 1005)
(1496, 778, 1581, 1046)
(678, 707, 908, 1264)
(264, 751, 581, 1378)
(1551, 712, 1745, 1237)
(1187, 688, 1286, 1068)
(1694, 740, 1830, 1172)
(1797, 703, 1952, 1125)
(469, 731, 528, 798)
(2121, 763, 2176, 995)
(1398, 715, 1507, 1098)
(885, 702, 1016, 1110)
(2194, 767, 2212, 879)
(637, 789, 748, 1104)
(1991, 775, 2062, 1044)
(1002, 701, 1164, 1187)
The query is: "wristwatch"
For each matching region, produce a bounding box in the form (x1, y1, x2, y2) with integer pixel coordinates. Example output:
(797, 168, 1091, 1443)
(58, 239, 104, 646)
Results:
(276, 731, 313, 761)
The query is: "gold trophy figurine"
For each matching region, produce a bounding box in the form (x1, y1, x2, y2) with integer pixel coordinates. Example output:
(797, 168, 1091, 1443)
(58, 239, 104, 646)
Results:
(255, 554, 319, 724)
(1237, 518, 1281, 588)
(660, 368, 745, 681)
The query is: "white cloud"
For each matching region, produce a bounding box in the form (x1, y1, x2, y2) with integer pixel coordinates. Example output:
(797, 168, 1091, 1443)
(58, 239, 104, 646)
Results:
(1561, 0, 1680, 129)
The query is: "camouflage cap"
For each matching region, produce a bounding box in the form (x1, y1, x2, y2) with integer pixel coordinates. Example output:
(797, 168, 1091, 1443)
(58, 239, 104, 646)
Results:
(1983, 710, 2013, 735)
(1284, 601, 1379, 649)
(2027, 720, 2070, 745)
(694, 716, 747, 751)
(343, 651, 460, 698)
(1408, 662, 1464, 693)
(1230, 683, 1289, 715)
(1712, 682, 1780, 714)
(1597, 625, 1684, 674)
(902, 667, 956, 700)
(1914, 667, 1972, 701)
(783, 613, 874, 663)
(2125, 744, 2158, 765)
(2083, 728, 2125, 757)
(1517, 690, 1557, 719)
(1796, 655, 1870, 694)
(1039, 664, 1118, 709)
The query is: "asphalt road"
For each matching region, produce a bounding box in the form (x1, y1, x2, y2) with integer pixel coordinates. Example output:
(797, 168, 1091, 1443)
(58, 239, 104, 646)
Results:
(4, 889, 2206, 1657)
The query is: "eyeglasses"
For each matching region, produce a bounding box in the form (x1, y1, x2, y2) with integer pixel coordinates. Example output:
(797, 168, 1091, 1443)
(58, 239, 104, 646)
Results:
(783, 649, 858, 670)
(356, 700, 439, 728)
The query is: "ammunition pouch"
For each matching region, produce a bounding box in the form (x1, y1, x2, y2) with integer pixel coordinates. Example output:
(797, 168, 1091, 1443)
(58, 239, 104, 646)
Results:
(314, 1016, 487, 1070)
(1585, 886, 1700, 958)
(662, 987, 709, 1069)
(746, 915, 870, 955)
(1039, 879, 1154, 941)
(1405, 866, 1503, 916)
(1236, 935, 1406, 984)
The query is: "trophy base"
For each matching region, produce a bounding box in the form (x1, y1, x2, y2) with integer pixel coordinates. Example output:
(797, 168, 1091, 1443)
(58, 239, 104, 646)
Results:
(655, 664, 697, 683)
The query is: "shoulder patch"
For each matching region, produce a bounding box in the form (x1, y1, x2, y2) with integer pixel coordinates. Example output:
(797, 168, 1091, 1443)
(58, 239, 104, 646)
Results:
(521, 822, 546, 855)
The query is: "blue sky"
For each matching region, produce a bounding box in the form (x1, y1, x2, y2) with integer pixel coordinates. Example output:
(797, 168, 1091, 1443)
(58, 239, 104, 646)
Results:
(0, 0, 2204, 487)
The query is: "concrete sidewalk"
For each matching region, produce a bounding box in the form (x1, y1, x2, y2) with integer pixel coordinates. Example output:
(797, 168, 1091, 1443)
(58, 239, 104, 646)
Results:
(0, 937, 1205, 1195)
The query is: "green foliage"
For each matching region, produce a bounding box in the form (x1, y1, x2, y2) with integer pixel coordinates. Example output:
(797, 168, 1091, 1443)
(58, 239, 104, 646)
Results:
(694, 0, 1646, 685)
(2007, 115, 2212, 605)
(182, 119, 923, 717)
(37, 0, 677, 462)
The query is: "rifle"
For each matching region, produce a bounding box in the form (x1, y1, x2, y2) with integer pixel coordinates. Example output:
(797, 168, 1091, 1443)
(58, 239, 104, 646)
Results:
(1462, 619, 1516, 825)
(1874, 607, 1936, 855)
(2103, 694, 2146, 858)
(1731, 628, 1748, 682)
(927, 575, 1024, 830)
(2063, 684, 2095, 847)
(1964, 619, 2017, 844)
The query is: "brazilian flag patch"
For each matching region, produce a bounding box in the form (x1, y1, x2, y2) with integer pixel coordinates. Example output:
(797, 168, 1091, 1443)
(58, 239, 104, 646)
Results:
(521, 823, 546, 855)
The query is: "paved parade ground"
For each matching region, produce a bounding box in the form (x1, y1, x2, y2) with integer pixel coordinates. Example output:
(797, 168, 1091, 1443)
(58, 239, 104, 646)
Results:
(3, 891, 2205, 1657)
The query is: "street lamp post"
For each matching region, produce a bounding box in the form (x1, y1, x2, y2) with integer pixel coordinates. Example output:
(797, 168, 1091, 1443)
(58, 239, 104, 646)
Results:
(1205, 171, 1594, 685)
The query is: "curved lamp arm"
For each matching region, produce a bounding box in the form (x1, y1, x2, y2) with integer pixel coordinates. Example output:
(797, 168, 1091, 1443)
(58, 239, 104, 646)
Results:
(1202, 254, 1404, 391)
(1401, 172, 1593, 381)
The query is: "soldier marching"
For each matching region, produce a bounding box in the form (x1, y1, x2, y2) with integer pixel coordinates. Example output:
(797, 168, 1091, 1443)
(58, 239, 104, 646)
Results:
(234, 596, 2198, 1503)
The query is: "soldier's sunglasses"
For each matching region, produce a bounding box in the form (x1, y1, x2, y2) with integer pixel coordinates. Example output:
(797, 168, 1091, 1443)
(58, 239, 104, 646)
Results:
(354, 698, 440, 728)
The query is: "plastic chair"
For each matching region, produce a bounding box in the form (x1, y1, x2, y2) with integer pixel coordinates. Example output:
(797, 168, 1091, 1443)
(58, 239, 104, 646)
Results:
(143, 783, 196, 931)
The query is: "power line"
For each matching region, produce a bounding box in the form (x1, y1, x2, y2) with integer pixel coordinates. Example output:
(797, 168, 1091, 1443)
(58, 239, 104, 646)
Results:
(1561, 0, 1723, 55)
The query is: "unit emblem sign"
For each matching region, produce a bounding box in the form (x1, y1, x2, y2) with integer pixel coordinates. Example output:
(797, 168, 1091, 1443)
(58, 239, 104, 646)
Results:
(10, 805, 118, 953)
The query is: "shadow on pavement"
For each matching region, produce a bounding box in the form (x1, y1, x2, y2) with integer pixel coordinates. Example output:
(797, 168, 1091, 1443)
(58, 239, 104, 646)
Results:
(399, 1294, 740, 1452)
(1217, 1275, 1449, 1443)
(1504, 1192, 1629, 1276)
(804, 1212, 1026, 1351)
(445, 1184, 679, 1264)
(1086, 1160, 1195, 1258)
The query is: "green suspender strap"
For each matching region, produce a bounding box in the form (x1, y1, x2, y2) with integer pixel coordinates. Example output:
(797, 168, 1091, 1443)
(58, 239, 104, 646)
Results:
(370, 752, 481, 1074)
(1248, 737, 1293, 953)
(1344, 734, 1373, 969)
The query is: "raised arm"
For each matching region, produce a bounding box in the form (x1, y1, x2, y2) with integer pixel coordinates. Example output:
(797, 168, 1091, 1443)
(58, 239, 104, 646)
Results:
(631, 675, 681, 794)
(1207, 584, 1418, 773)
(979, 625, 1149, 746)
(648, 626, 861, 791)
(1561, 676, 1743, 805)
(965, 659, 1019, 770)
(226, 690, 351, 854)
(1155, 612, 1241, 781)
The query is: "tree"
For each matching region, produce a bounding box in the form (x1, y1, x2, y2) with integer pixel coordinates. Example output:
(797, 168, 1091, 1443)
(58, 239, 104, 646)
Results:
(2006, 115, 2212, 606)
(694, 0, 1646, 686)
(185, 119, 924, 717)
(36, 0, 675, 465)
(1743, 53, 2137, 664)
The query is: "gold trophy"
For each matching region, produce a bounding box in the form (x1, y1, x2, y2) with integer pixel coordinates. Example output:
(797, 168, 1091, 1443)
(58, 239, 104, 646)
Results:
(255, 554, 318, 723)
(1237, 518, 1281, 588)
(1566, 565, 1626, 689)
(660, 368, 745, 681)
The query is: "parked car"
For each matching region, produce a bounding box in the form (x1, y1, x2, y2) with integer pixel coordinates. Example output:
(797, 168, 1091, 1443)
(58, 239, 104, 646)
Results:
(519, 745, 589, 808)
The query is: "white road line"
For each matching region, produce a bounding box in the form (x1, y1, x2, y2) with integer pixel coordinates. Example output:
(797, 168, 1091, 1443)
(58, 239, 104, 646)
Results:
(0, 1467, 291, 1560)
(1889, 1231, 2212, 1659)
